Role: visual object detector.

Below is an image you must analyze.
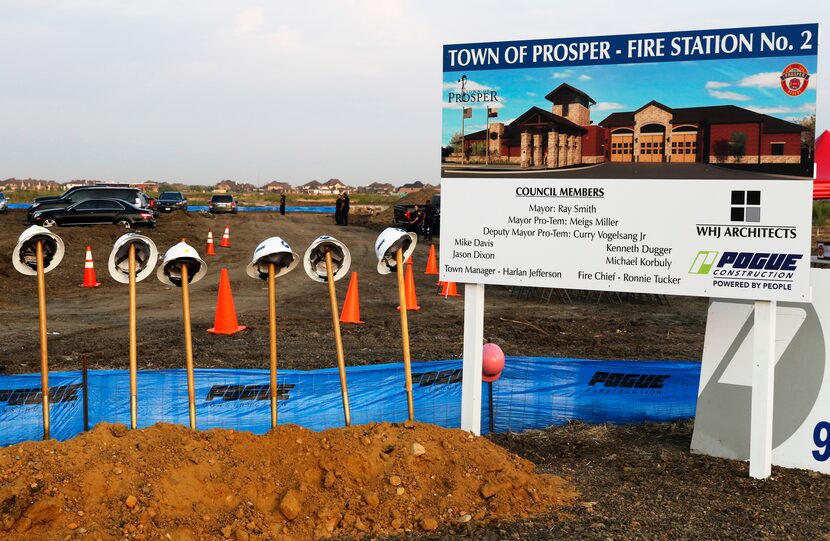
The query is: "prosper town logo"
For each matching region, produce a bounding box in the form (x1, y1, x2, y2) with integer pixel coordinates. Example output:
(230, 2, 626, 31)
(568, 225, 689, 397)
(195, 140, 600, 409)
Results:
(695, 190, 797, 240)
(446, 74, 500, 104)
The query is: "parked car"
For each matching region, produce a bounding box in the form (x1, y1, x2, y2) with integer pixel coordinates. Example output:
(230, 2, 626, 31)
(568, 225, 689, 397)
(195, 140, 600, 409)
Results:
(31, 199, 156, 229)
(27, 186, 152, 223)
(0, 192, 8, 214)
(32, 183, 122, 203)
(209, 194, 238, 214)
(156, 191, 188, 212)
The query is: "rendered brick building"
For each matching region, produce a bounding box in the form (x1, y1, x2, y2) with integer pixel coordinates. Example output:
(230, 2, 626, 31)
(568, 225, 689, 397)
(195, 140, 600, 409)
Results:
(462, 83, 804, 168)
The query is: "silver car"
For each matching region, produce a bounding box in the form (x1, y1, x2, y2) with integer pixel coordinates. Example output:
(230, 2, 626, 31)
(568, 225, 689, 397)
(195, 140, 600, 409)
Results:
(0, 192, 7, 214)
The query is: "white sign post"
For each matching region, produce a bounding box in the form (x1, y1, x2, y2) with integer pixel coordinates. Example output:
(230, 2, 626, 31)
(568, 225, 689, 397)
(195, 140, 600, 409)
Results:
(460, 283, 485, 434)
(750, 300, 777, 478)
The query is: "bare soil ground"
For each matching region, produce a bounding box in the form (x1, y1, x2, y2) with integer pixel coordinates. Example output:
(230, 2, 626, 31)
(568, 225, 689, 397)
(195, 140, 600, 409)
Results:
(0, 209, 707, 375)
(2, 208, 826, 540)
(0, 422, 576, 540)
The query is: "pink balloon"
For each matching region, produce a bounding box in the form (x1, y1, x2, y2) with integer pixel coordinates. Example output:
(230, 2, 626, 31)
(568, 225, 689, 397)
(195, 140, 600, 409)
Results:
(482, 343, 505, 382)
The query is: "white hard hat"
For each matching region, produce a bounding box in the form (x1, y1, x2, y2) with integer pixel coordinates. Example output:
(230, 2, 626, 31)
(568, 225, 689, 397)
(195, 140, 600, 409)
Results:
(374, 228, 416, 275)
(303, 235, 351, 283)
(156, 241, 207, 287)
(108, 233, 159, 284)
(12, 225, 65, 276)
(246, 236, 299, 280)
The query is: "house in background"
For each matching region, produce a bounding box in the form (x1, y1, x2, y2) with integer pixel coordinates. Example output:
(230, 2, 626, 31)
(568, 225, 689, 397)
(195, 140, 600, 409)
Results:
(299, 180, 323, 194)
(263, 181, 293, 193)
(397, 181, 439, 194)
(359, 182, 396, 194)
(0, 178, 62, 191)
(319, 179, 351, 194)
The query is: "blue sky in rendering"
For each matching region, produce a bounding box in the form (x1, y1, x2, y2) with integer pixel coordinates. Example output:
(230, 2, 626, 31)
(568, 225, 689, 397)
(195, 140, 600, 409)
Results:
(442, 56, 817, 145)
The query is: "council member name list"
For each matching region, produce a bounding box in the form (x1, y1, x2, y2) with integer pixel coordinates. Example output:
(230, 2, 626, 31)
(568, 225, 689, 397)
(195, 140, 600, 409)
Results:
(444, 186, 679, 288)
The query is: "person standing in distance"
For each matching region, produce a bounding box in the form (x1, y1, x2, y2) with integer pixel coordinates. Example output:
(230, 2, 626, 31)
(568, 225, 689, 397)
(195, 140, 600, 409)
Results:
(335, 193, 343, 225)
(342, 191, 351, 226)
(423, 198, 434, 241)
(280, 193, 286, 216)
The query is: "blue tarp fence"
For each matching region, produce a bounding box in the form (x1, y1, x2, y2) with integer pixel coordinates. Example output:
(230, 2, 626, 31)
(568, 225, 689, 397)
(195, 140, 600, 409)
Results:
(8, 204, 336, 213)
(0, 357, 701, 447)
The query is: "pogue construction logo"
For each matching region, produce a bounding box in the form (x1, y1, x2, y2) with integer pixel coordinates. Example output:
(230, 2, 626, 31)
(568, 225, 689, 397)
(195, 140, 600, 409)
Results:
(781, 63, 810, 96)
(689, 251, 803, 292)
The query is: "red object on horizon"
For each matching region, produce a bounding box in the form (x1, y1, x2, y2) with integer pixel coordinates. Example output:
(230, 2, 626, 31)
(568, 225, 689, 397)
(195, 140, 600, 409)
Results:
(814, 130, 830, 199)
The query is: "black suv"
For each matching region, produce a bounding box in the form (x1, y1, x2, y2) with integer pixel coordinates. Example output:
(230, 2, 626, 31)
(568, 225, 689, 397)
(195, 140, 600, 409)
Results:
(28, 186, 150, 223)
(31, 199, 156, 229)
(156, 191, 188, 212)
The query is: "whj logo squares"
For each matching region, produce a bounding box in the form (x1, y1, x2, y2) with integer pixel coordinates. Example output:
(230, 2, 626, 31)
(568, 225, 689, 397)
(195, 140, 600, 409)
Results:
(730, 190, 761, 223)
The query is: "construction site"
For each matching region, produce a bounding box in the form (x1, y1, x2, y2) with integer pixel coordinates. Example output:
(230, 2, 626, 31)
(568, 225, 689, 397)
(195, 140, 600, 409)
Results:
(0, 206, 828, 540)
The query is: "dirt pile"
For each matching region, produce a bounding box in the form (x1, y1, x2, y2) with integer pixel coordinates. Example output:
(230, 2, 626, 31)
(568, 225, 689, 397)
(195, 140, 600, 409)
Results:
(0, 422, 577, 540)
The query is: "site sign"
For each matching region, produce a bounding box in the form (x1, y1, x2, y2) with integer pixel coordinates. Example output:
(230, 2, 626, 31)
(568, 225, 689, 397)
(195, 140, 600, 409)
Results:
(441, 178, 812, 301)
(440, 23, 818, 302)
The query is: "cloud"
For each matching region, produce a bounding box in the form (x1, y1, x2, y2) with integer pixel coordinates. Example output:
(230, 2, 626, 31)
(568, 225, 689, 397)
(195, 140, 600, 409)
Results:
(526, 91, 536, 97)
(707, 89, 751, 101)
(747, 103, 816, 115)
(578, 74, 591, 80)
(552, 70, 573, 78)
(705, 81, 730, 89)
(234, 6, 264, 34)
(738, 72, 780, 88)
(592, 101, 626, 111)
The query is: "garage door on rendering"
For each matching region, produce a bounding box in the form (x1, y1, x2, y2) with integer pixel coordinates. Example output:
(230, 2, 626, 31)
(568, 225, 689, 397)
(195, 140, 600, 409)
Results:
(671, 129, 698, 163)
(610, 130, 633, 162)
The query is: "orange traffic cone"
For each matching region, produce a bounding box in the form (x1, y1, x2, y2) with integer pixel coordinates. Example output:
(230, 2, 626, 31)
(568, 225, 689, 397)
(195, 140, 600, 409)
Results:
(206, 231, 216, 256)
(397, 264, 421, 311)
(439, 281, 461, 297)
(220, 226, 231, 248)
(424, 244, 438, 275)
(80, 246, 101, 288)
(207, 268, 247, 335)
(340, 272, 365, 324)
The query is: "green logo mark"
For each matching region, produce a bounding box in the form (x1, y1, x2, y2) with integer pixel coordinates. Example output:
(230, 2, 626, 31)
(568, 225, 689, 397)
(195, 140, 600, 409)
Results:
(689, 251, 719, 274)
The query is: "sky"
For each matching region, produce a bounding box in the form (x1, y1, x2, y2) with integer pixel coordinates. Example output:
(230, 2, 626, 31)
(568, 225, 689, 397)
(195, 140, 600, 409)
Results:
(441, 56, 818, 145)
(0, 0, 827, 186)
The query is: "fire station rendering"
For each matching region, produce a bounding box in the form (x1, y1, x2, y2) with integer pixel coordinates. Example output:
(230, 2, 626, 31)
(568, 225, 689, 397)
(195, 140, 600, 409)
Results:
(461, 83, 805, 169)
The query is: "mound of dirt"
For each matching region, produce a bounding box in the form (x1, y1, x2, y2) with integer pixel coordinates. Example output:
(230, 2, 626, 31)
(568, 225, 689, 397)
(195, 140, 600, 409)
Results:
(0, 422, 576, 540)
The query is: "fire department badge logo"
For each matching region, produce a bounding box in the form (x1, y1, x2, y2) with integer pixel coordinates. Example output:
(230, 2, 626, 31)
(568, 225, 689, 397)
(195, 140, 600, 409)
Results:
(780, 63, 810, 96)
